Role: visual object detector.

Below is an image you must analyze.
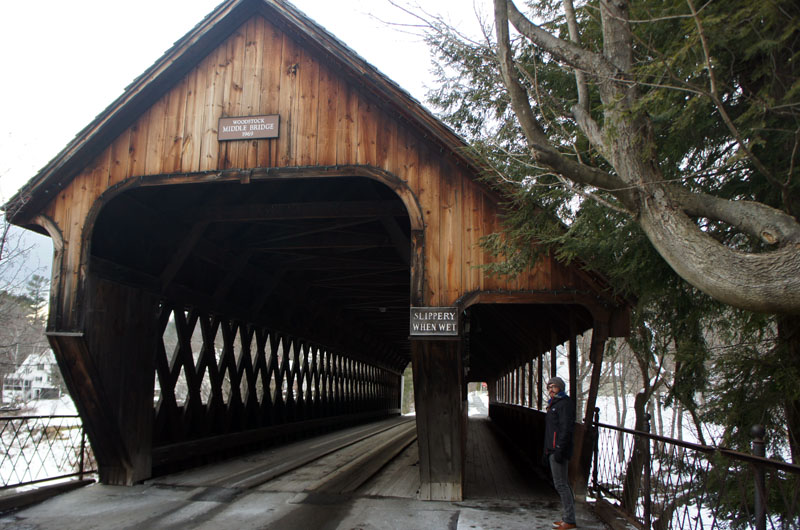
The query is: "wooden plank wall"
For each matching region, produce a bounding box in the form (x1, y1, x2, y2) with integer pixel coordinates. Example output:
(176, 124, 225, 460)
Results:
(41, 15, 593, 326)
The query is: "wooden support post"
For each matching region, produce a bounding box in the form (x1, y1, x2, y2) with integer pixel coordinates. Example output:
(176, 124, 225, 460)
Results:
(411, 339, 464, 501)
(571, 316, 610, 497)
(48, 274, 158, 485)
(537, 353, 543, 410)
(82, 275, 159, 484)
(583, 319, 609, 425)
(550, 330, 558, 378)
(569, 314, 578, 418)
(528, 359, 534, 408)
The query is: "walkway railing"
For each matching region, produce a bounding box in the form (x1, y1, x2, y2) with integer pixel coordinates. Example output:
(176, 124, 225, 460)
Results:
(0, 415, 96, 489)
(590, 410, 800, 529)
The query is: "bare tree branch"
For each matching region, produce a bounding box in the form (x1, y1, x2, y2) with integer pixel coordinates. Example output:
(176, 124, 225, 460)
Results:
(671, 187, 800, 245)
(563, 0, 589, 112)
(494, 0, 632, 202)
(504, 0, 617, 79)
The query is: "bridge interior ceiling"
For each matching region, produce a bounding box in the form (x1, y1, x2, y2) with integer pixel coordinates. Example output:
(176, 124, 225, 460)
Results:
(90, 176, 412, 373)
(464, 303, 593, 383)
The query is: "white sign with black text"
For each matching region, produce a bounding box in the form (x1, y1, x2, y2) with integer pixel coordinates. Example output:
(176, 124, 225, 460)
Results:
(410, 307, 458, 337)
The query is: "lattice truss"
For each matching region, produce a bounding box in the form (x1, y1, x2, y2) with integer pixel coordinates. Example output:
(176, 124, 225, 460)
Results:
(493, 361, 543, 410)
(153, 302, 399, 444)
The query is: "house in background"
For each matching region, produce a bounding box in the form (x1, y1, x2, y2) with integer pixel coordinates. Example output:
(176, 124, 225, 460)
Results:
(3, 350, 61, 403)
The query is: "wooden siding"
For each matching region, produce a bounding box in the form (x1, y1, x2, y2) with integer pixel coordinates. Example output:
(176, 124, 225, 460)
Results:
(42, 15, 596, 323)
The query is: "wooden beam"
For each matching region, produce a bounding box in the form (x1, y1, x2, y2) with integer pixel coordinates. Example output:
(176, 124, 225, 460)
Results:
(412, 339, 464, 501)
(159, 222, 209, 291)
(254, 219, 372, 245)
(248, 231, 392, 251)
(537, 347, 544, 410)
(569, 313, 578, 417)
(212, 249, 254, 303)
(185, 200, 407, 223)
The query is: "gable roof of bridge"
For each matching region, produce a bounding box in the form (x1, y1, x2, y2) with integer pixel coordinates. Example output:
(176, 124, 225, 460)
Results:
(4, 0, 481, 225)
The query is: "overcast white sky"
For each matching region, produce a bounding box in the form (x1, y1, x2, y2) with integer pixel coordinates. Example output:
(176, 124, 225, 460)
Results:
(0, 0, 488, 275)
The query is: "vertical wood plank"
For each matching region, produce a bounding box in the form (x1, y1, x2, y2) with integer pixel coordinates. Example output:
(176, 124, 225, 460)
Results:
(162, 76, 189, 174)
(465, 181, 481, 293)
(128, 113, 149, 178)
(376, 109, 393, 170)
(143, 95, 168, 176)
(60, 174, 86, 328)
(440, 161, 460, 303)
(198, 44, 226, 171)
(356, 98, 377, 166)
(257, 17, 283, 167)
(220, 24, 246, 170)
(108, 130, 132, 187)
(400, 127, 420, 196)
(418, 147, 440, 305)
(297, 48, 319, 166)
(277, 34, 302, 167)
(241, 17, 263, 169)
(180, 64, 203, 173)
(316, 63, 339, 166)
(481, 191, 500, 291)
(88, 148, 111, 209)
(336, 78, 358, 165)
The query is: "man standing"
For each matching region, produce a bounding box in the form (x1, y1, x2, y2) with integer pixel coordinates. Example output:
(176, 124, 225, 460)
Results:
(545, 376, 577, 529)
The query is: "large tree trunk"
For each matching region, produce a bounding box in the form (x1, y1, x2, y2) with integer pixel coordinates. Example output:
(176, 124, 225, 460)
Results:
(621, 391, 649, 512)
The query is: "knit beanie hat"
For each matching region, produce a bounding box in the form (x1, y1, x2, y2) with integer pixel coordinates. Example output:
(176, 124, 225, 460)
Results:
(546, 377, 566, 391)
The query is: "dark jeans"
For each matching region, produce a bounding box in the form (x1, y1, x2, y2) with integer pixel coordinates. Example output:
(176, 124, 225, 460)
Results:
(549, 453, 576, 524)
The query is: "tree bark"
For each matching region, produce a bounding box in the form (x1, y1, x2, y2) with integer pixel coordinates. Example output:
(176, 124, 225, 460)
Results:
(621, 390, 649, 512)
(637, 189, 800, 313)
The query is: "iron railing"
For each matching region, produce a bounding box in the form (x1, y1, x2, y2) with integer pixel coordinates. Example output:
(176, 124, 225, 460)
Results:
(0, 414, 96, 489)
(590, 410, 800, 529)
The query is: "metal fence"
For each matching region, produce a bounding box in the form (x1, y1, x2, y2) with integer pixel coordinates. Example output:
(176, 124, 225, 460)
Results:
(590, 411, 800, 529)
(0, 415, 96, 489)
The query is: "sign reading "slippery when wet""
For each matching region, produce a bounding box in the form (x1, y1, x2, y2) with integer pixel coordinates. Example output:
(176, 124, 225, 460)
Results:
(410, 307, 458, 337)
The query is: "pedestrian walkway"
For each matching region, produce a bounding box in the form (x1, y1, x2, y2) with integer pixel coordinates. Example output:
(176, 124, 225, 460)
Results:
(0, 416, 607, 529)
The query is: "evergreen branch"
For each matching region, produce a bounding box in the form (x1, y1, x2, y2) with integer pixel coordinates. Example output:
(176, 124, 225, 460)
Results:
(686, 0, 778, 189)
(789, 130, 799, 187)
(585, 1, 713, 24)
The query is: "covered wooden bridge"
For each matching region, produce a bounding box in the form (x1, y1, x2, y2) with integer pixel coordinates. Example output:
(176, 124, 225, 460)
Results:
(4, 0, 628, 501)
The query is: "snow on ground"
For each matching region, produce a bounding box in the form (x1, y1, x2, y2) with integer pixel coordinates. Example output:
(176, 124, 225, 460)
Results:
(468, 390, 489, 416)
(593, 394, 719, 446)
(27, 396, 78, 416)
(0, 395, 86, 489)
